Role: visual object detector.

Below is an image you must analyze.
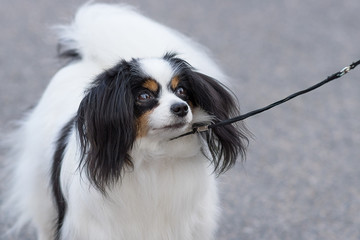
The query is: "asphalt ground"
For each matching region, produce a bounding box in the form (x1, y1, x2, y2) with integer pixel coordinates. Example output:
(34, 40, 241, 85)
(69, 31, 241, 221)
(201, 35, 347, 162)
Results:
(1, 0, 360, 239)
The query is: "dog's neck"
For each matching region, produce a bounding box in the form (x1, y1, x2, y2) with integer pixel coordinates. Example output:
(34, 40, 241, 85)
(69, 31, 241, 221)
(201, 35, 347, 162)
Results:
(130, 135, 204, 167)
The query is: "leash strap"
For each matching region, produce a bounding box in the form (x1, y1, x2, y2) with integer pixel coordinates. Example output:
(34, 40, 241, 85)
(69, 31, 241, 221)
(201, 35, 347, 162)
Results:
(171, 59, 360, 140)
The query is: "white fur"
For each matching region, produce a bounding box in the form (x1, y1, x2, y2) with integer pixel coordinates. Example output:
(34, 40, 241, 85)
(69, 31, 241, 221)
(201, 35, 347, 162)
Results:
(3, 3, 230, 240)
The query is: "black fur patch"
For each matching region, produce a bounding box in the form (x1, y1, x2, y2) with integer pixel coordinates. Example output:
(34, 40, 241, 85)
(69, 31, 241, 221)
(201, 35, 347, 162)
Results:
(57, 39, 82, 64)
(51, 117, 75, 240)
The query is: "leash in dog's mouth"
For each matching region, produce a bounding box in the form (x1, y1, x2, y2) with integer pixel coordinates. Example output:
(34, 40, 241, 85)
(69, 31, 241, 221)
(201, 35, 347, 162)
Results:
(170, 59, 360, 141)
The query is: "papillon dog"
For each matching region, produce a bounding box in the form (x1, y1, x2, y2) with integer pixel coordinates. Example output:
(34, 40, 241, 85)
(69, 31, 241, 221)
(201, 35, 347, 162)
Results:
(3, 3, 248, 240)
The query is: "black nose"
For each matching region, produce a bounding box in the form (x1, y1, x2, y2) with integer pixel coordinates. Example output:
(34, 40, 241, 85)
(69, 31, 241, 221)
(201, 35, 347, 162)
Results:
(171, 103, 189, 117)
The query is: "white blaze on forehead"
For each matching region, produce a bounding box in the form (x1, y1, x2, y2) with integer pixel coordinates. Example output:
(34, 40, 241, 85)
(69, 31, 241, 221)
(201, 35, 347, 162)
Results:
(138, 58, 194, 134)
(139, 58, 175, 86)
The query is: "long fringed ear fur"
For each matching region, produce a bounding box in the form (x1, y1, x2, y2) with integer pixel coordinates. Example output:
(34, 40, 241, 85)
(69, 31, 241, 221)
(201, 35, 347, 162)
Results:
(76, 60, 136, 192)
(165, 53, 248, 173)
(190, 72, 249, 173)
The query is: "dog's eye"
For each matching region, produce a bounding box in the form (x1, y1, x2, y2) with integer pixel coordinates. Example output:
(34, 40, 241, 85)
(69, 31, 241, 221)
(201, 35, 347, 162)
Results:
(137, 91, 154, 102)
(175, 87, 187, 97)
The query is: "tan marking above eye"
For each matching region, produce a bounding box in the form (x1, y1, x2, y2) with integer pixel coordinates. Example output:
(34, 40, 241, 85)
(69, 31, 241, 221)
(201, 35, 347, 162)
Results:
(170, 76, 180, 90)
(142, 79, 159, 92)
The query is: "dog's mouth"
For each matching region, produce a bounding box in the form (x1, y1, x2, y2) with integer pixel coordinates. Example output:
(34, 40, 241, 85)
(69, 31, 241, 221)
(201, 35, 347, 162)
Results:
(152, 121, 189, 131)
(162, 122, 187, 129)
(154, 122, 187, 131)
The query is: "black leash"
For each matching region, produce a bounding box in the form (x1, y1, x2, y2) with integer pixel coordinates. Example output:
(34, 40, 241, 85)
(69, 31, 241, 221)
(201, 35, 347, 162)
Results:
(171, 59, 360, 140)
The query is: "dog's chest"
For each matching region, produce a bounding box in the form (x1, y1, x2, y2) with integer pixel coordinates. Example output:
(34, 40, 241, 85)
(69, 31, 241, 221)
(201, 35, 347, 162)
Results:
(74, 157, 214, 239)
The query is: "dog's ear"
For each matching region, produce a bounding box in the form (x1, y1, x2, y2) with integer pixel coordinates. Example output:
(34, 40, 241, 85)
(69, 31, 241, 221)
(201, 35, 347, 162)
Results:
(189, 72, 248, 173)
(76, 60, 136, 192)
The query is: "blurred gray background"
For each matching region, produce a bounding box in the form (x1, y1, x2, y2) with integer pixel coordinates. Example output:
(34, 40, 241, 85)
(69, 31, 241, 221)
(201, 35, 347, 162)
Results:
(1, 0, 360, 239)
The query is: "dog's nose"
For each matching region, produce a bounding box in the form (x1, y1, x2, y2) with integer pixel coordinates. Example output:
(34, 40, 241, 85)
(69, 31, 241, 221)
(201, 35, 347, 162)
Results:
(171, 103, 189, 117)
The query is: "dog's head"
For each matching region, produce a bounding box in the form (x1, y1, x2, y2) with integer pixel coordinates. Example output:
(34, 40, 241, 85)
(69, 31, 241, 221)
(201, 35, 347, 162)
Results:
(76, 53, 248, 191)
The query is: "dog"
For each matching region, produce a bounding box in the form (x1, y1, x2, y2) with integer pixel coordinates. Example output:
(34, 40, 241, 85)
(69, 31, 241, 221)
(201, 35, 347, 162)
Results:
(3, 3, 248, 240)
